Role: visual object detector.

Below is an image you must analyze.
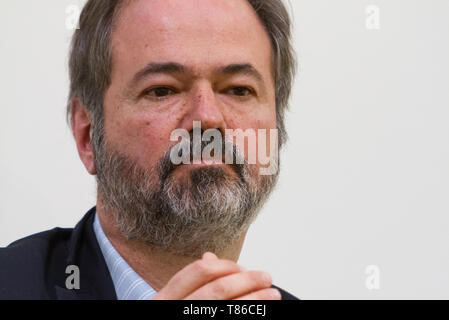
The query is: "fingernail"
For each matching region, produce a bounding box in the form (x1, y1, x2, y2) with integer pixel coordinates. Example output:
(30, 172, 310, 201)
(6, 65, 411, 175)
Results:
(203, 252, 217, 260)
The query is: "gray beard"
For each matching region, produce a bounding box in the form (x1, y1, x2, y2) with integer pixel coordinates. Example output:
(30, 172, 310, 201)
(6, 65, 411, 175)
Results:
(94, 133, 279, 258)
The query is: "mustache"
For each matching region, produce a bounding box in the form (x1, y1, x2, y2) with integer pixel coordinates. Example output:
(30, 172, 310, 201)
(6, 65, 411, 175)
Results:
(157, 133, 247, 183)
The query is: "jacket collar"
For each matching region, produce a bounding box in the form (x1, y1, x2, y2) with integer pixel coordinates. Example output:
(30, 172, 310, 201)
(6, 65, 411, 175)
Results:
(55, 207, 117, 300)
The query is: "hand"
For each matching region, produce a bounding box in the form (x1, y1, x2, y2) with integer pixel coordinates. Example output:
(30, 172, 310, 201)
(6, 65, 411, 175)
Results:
(153, 252, 281, 300)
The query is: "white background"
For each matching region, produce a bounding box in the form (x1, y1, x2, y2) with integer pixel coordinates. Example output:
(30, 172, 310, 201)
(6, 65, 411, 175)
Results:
(1, 0, 449, 299)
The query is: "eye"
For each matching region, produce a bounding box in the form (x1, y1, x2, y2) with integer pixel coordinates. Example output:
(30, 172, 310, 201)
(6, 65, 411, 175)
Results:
(144, 86, 177, 99)
(226, 86, 255, 97)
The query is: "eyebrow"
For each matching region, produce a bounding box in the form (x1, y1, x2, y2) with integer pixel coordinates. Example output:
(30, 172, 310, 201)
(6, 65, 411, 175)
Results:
(217, 64, 264, 85)
(128, 62, 265, 90)
(130, 62, 187, 87)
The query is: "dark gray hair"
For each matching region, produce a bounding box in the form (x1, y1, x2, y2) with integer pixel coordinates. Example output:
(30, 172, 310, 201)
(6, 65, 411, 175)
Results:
(67, 0, 296, 146)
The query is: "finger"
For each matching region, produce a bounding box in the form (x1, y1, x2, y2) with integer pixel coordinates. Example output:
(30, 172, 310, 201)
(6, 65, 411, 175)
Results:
(235, 288, 282, 300)
(202, 252, 218, 260)
(185, 271, 272, 300)
(154, 258, 243, 300)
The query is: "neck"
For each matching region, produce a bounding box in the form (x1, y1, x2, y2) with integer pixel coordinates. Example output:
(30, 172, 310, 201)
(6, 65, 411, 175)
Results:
(96, 202, 248, 292)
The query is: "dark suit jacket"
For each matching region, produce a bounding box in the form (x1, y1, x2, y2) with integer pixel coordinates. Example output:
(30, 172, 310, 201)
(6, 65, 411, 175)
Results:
(0, 207, 298, 300)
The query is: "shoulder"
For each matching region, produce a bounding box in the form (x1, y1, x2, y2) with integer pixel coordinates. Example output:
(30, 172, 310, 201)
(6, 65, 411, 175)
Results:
(0, 227, 73, 299)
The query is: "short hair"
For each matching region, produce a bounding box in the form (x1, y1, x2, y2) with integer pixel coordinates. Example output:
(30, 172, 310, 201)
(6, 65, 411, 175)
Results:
(67, 0, 296, 147)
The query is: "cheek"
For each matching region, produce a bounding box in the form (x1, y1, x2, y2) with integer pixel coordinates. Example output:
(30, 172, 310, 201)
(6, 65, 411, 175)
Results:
(226, 99, 277, 130)
(105, 111, 178, 166)
(226, 105, 277, 166)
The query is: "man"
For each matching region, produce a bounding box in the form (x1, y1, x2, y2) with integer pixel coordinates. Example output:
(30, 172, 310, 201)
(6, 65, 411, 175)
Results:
(0, 0, 297, 300)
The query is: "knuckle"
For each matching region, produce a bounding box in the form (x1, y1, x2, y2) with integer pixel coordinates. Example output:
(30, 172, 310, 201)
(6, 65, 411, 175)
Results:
(192, 260, 212, 276)
(267, 288, 282, 300)
(192, 259, 239, 278)
(258, 288, 281, 300)
(211, 279, 230, 298)
(249, 271, 271, 287)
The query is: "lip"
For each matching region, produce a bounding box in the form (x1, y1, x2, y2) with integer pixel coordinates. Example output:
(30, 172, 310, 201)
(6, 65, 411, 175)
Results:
(171, 159, 239, 178)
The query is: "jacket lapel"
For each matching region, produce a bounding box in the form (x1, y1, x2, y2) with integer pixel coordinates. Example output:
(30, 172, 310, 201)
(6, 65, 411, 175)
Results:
(55, 207, 117, 300)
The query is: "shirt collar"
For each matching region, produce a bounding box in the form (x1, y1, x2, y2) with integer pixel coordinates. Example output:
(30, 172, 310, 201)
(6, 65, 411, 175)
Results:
(93, 212, 157, 300)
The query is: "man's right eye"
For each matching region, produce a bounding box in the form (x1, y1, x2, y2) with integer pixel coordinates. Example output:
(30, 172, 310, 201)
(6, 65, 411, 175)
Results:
(144, 87, 177, 98)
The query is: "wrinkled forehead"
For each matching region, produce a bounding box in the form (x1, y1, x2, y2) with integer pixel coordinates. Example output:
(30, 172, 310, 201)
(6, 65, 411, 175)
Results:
(110, 0, 274, 80)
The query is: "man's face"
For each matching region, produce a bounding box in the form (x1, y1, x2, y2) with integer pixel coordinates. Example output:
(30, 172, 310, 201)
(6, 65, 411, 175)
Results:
(95, 0, 278, 257)
(104, 0, 276, 175)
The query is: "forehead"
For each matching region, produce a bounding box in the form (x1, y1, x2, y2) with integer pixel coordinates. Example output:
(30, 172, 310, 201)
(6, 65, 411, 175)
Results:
(111, 0, 273, 77)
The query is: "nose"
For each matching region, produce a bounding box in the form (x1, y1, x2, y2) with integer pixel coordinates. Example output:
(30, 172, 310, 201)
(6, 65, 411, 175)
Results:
(179, 81, 226, 135)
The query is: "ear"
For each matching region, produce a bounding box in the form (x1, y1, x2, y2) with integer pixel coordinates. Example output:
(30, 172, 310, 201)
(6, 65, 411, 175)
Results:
(71, 98, 96, 175)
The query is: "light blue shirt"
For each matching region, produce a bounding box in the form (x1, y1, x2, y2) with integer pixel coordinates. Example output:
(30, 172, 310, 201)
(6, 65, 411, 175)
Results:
(93, 213, 157, 300)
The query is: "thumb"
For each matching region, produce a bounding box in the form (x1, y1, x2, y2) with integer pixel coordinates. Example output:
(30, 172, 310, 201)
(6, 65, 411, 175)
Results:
(202, 252, 218, 260)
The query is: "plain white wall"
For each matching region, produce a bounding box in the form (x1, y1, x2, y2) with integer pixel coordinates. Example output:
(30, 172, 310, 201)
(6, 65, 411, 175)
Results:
(1, 0, 449, 299)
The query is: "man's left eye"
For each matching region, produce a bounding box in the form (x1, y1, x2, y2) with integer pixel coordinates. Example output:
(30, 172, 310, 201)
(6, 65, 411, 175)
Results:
(227, 86, 254, 97)
(144, 87, 177, 98)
